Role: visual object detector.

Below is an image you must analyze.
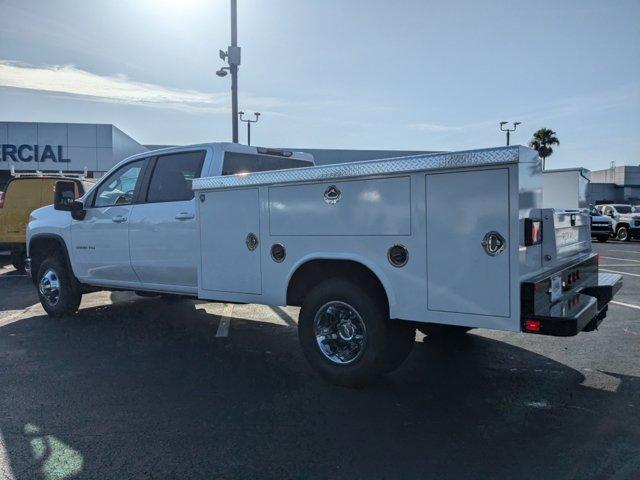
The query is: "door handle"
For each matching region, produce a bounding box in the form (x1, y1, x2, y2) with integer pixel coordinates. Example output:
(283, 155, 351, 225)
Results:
(175, 212, 195, 220)
(112, 215, 127, 223)
(481, 231, 506, 256)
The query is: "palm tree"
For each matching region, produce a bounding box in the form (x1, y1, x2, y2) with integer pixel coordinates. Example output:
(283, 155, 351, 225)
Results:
(529, 128, 559, 170)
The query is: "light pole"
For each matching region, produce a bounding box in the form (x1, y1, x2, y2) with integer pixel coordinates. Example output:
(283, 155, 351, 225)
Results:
(216, 0, 241, 143)
(239, 111, 260, 145)
(499, 121, 521, 146)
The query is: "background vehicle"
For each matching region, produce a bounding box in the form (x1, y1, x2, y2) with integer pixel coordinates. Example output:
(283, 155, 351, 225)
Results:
(589, 205, 613, 242)
(0, 171, 91, 270)
(27, 144, 621, 386)
(596, 204, 640, 241)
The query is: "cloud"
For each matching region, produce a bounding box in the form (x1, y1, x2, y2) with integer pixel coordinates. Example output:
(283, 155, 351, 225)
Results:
(408, 123, 463, 133)
(0, 60, 255, 114)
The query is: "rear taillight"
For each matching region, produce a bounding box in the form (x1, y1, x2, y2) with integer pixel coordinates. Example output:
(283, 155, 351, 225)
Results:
(0, 192, 4, 208)
(524, 218, 543, 246)
(524, 319, 541, 332)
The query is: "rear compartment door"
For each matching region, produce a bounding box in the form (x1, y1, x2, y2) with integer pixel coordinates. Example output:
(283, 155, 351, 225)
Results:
(426, 168, 511, 318)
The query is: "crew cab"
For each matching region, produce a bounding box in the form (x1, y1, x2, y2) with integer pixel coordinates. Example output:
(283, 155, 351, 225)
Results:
(596, 204, 640, 241)
(27, 143, 621, 386)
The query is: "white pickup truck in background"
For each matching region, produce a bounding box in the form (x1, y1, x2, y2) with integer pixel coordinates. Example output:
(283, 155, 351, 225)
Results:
(26, 143, 622, 386)
(596, 204, 640, 242)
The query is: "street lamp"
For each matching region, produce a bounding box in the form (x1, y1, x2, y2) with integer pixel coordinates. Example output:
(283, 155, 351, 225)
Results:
(499, 121, 521, 146)
(239, 111, 260, 145)
(217, 0, 241, 143)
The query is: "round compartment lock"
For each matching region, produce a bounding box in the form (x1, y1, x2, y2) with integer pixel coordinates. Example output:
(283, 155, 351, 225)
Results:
(481, 231, 506, 256)
(246, 233, 259, 251)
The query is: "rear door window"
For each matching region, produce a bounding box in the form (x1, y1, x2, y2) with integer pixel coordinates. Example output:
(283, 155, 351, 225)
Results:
(145, 150, 205, 203)
(222, 152, 312, 175)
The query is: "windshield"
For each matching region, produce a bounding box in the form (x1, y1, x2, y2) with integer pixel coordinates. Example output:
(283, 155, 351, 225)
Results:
(589, 206, 600, 216)
(614, 205, 632, 214)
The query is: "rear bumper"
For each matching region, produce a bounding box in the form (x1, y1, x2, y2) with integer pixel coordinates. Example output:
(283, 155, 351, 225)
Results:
(521, 255, 622, 337)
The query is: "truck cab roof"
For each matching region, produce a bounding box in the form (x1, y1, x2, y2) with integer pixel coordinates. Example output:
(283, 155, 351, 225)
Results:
(137, 142, 315, 166)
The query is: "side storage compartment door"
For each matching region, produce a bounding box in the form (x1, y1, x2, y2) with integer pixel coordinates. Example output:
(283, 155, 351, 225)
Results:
(426, 168, 511, 318)
(199, 188, 262, 295)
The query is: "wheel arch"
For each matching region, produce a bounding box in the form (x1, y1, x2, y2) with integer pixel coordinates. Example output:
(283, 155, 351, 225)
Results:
(28, 234, 74, 282)
(285, 254, 396, 314)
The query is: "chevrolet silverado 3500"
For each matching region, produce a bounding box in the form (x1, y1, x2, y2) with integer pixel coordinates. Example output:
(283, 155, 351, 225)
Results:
(26, 143, 622, 386)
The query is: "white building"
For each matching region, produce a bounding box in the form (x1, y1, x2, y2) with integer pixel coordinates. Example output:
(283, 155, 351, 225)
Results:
(0, 121, 148, 188)
(588, 165, 640, 204)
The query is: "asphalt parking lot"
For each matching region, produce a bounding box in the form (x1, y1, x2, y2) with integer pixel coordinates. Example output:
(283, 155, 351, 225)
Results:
(0, 243, 639, 480)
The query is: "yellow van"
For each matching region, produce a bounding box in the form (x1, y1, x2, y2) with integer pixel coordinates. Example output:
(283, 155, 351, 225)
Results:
(0, 174, 89, 270)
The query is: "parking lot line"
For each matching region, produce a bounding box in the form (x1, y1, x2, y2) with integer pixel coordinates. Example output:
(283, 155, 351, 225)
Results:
(611, 300, 640, 310)
(600, 256, 640, 264)
(600, 264, 640, 267)
(216, 303, 234, 337)
(0, 429, 15, 480)
(598, 248, 640, 255)
(601, 268, 640, 278)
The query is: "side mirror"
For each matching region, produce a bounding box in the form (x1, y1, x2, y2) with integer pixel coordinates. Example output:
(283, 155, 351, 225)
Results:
(54, 181, 78, 211)
(54, 181, 86, 220)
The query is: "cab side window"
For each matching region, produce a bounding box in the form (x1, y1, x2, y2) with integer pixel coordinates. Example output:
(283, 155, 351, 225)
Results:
(222, 152, 311, 175)
(94, 159, 146, 208)
(146, 151, 205, 203)
(604, 207, 613, 216)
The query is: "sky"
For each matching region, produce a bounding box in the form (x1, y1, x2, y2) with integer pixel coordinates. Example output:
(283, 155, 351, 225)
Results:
(0, 0, 639, 170)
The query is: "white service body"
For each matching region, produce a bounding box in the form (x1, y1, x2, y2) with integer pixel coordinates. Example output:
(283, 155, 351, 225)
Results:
(26, 142, 622, 384)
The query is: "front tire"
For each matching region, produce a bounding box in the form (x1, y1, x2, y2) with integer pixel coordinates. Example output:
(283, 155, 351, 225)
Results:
(298, 278, 414, 387)
(36, 256, 82, 317)
(616, 226, 629, 242)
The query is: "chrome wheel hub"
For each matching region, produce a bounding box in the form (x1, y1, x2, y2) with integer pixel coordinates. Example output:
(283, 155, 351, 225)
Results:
(314, 301, 366, 365)
(39, 269, 61, 306)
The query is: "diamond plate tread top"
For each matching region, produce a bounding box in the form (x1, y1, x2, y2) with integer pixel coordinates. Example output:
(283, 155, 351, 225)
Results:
(193, 146, 524, 191)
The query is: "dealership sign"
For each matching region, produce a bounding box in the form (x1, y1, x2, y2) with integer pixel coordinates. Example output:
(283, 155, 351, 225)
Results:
(1, 144, 70, 163)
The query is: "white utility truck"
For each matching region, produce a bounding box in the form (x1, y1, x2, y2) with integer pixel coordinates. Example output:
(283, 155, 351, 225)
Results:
(26, 143, 621, 386)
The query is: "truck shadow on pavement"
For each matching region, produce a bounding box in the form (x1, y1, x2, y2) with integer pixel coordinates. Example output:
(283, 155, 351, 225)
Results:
(0, 297, 638, 480)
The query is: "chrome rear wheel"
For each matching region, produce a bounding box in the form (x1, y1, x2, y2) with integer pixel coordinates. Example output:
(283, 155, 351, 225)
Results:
(314, 301, 367, 365)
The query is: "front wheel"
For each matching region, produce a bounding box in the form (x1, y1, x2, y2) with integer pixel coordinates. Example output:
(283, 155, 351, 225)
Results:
(596, 235, 609, 243)
(616, 226, 629, 242)
(36, 256, 82, 317)
(298, 278, 414, 387)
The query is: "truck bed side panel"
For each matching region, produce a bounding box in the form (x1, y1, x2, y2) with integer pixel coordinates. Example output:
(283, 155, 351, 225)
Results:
(268, 176, 411, 236)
